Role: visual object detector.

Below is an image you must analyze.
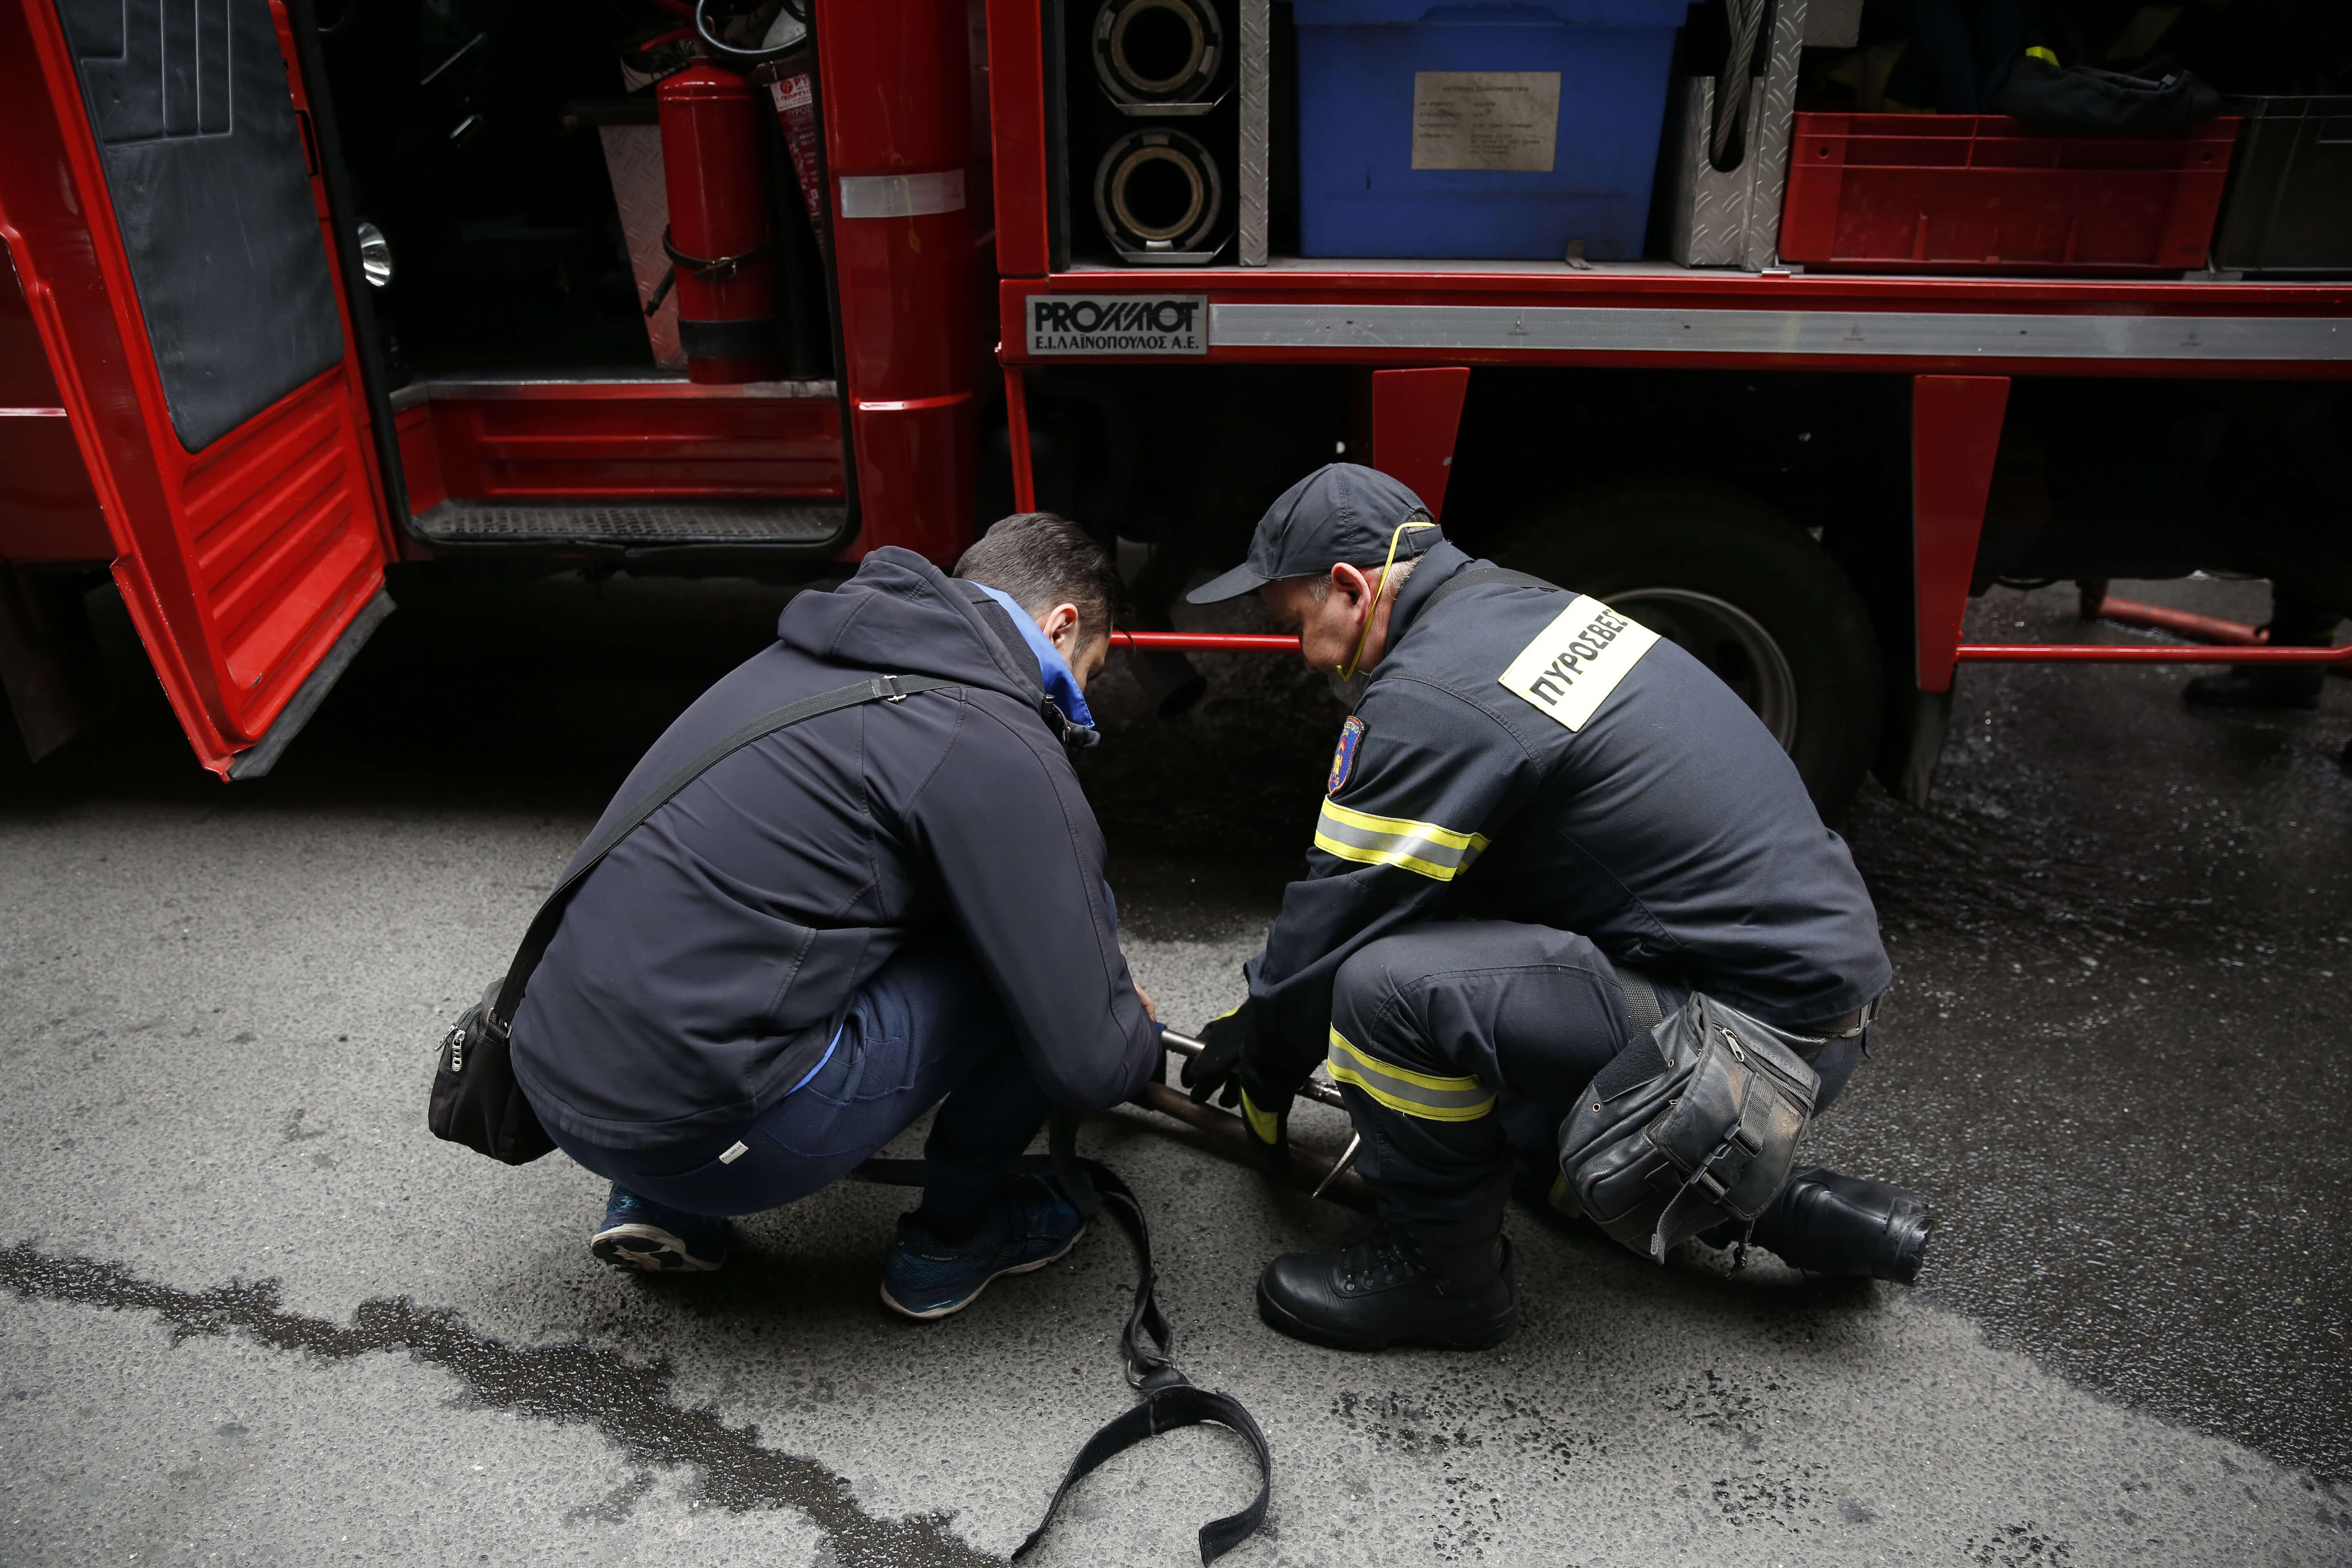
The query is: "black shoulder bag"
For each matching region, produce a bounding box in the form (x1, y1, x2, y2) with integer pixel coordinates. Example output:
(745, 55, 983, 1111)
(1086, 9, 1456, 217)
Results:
(428, 673, 955, 1165)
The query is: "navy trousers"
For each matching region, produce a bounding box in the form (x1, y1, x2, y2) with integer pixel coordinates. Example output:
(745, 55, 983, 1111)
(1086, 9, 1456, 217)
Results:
(547, 939, 1054, 1220)
(1327, 921, 1864, 1261)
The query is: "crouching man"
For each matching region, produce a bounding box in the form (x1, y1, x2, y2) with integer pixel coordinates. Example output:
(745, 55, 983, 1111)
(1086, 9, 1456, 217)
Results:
(508, 514, 1161, 1319)
(1181, 466, 1934, 1351)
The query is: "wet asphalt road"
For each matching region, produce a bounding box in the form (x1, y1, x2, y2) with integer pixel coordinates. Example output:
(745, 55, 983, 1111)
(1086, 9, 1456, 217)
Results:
(2, 566, 2349, 1566)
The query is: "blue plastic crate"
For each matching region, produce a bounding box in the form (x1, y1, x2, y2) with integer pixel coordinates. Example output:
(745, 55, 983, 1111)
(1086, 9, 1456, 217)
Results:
(1294, 0, 1692, 260)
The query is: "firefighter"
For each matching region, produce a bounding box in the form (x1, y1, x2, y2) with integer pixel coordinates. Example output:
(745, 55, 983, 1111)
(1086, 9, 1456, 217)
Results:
(2182, 586, 2342, 712)
(507, 514, 1162, 1319)
(1181, 466, 1934, 1352)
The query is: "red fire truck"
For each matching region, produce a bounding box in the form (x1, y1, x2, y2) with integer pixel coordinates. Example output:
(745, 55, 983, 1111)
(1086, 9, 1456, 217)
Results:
(2, 0, 2346, 809)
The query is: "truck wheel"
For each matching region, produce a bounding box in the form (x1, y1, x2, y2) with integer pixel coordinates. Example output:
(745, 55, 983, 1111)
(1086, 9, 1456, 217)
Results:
(1488, 482, 1882, 820)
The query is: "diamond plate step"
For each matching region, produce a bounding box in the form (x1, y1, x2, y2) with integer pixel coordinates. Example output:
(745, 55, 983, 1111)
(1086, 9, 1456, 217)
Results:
(412, 499, 846, 547)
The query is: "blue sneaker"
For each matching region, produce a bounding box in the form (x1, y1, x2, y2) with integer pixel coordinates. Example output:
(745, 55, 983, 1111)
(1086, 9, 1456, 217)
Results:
(878, 1173, 1090, 1320)
(591, 1184, 731, 1273)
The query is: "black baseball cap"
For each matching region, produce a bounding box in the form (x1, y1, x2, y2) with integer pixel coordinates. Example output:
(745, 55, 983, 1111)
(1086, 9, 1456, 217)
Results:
(1185, 464, 1440, 604)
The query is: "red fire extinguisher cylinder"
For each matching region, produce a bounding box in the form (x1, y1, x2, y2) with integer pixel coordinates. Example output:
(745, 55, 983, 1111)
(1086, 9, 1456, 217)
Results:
(657, 65, 780, 384)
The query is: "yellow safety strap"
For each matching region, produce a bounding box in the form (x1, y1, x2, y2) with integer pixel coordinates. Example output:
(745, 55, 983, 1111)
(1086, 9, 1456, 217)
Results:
(1337, 518, 1439, 682)
(1238, 1084, 1281, 1144)
(1313, 797, 1489, 882)
(1326, 1028, 1494, 1122)
(2025, 44, 2058, 64)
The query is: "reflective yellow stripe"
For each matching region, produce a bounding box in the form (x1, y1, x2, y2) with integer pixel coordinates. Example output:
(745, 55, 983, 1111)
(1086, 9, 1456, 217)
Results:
(1326, 1028, 1494, 1122)
(1238, 1084, 1281, 1144)
(1547, 1171, 1580, 1217)
(1312, 798, 1490, 882)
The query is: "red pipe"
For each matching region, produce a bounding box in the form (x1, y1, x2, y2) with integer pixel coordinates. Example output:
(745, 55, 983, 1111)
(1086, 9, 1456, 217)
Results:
(2088, 593, 2268, 646)
(1110, 630, 1299, 652)
(1956, 643, 2352, 664)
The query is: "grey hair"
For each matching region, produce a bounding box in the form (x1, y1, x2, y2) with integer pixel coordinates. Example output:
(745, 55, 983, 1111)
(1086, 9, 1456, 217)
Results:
(1301, 555, 1417, 603)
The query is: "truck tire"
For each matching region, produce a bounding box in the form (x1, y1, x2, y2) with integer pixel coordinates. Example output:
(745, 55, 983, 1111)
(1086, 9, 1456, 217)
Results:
(1487, 481, 1882, 821)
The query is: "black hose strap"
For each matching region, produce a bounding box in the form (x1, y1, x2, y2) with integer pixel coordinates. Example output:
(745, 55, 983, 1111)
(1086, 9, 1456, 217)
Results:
(641, 265, 677, 318)
(661, 226, 770, 283)
(852, 1150, 1273, 1564)
(1710, 0, 1767, 172)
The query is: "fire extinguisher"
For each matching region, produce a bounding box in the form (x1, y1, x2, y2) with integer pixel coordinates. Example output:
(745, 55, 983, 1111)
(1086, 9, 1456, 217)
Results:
(761, 65, 826, 262)
(655, 60, 779, 384)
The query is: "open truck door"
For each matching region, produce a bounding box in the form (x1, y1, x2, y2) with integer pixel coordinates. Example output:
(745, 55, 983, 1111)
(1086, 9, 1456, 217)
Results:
(0, 0, 398, 778)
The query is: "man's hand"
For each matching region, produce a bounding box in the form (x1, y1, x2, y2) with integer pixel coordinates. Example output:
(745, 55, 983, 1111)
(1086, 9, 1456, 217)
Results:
(1134, 982, 1160, 1022)
(1181, 1003, 1253, 1103)
(1181, 1001, 1290, 1180)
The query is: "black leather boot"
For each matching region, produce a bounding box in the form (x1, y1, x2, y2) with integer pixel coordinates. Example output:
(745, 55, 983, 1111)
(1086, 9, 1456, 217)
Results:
(2183, 665, 2326, 712)
(1256, 1225, 1517, 1351)
(1746, 1167, 1935, 1283)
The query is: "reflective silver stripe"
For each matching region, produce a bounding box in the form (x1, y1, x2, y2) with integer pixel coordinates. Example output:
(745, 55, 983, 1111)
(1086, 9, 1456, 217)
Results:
(1209, 302, 2352, 363)
(1326, 1029, 1494, 1123)
(1313, 798, 1488, 882)
(837, 169, 967, 219)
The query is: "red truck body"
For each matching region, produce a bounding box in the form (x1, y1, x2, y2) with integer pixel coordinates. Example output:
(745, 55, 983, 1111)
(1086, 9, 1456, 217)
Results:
(1, 0, 2346, 794)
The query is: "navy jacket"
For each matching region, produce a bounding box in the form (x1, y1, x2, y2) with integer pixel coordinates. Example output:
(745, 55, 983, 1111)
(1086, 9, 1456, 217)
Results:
(1248, 541, 1891, 1088)
(511, 548, 1160, 1151)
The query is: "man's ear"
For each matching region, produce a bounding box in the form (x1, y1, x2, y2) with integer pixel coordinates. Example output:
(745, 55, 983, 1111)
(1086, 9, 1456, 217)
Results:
(1330, 563, 1373, 610)
(1038, 601, 1082, 648)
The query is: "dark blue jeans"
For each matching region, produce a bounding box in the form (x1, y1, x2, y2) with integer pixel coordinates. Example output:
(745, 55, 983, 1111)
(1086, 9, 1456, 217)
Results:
(548, 939, 1054, 1220)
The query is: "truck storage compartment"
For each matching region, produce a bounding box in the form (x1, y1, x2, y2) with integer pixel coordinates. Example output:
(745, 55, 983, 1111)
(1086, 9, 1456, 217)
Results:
(311, 0, 831, 382)
(1779, 111, 2239, 274)
(2212, 96, 2352, 276)
(1292, 0, 1690, 261)
(1664, 0, 1814, 270)
(1049, 0, 1255, 267)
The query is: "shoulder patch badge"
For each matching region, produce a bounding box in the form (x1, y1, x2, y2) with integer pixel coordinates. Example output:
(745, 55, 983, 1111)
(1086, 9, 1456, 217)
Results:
(1497, 595, 1660, 731)
(1327, 715, 1367, 795)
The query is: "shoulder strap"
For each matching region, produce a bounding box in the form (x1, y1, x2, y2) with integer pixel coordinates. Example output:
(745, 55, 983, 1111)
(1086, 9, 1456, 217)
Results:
(490, 673, 956, 1029)
(1421, 565, 1562, 616)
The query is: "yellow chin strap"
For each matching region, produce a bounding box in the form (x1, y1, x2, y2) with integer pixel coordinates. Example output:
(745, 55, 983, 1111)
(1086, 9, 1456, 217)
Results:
(1337, 519, 1437, 681)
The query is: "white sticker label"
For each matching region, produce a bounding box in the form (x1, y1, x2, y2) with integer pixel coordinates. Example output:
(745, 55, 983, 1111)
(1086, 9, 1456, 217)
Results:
(1027, 295, 1209, 356)
(1497, 595, 1659, 731)
(1411, 72, 1561, 173)
(837, 169, 966, 219)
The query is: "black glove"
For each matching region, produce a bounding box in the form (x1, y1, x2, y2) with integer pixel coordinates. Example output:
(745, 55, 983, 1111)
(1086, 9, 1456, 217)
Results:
(1182, 1002, 1291, 1180)
(1181, 1003, 1252, 1103)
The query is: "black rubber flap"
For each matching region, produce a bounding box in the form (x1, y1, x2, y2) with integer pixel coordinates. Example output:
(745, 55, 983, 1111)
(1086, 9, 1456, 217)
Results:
(54, 0, 345, 451)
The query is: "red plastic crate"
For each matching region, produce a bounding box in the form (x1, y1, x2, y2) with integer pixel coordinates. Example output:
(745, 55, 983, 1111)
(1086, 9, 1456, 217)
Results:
(1779, 112, 2240, 274)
